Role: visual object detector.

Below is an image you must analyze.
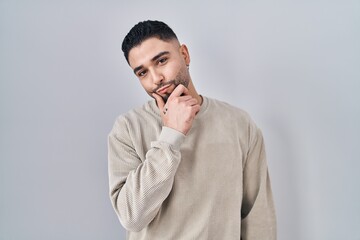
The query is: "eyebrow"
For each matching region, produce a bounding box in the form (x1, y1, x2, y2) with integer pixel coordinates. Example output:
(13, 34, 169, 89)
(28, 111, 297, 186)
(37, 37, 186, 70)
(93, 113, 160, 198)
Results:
(133, 51, 170, 75)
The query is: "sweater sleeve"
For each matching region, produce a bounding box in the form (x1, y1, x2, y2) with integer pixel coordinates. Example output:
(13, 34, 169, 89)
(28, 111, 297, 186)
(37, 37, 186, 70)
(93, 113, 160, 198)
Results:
(108, 117, 185, 232)
(241, 126, 277, 240)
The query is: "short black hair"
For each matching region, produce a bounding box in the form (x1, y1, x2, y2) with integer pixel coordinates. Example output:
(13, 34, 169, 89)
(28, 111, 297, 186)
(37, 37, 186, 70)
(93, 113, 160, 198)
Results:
(122, 20, 178, 64)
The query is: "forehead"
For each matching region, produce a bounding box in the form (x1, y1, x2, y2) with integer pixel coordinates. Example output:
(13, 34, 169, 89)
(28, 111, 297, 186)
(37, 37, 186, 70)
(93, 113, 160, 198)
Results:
(128, 37, 179, 69)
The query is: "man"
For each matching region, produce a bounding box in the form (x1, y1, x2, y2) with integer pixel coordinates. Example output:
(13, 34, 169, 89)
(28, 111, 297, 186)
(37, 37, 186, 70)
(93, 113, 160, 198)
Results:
(108, 20, 276, 239)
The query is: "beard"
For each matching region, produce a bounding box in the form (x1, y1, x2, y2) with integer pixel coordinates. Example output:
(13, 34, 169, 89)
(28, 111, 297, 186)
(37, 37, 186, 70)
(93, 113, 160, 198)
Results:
(152, 67, 190, 103)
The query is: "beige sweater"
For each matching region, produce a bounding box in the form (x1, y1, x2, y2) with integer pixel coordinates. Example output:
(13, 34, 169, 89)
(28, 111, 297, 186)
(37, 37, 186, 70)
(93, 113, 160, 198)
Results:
(108, 96, 276, 240)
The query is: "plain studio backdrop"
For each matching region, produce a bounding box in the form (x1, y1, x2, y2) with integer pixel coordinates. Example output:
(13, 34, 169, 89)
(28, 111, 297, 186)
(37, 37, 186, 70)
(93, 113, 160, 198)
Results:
(1, 1, 359, 240)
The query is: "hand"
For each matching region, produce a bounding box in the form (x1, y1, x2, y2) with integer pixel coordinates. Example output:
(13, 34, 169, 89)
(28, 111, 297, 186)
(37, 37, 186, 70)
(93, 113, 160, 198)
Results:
(152, 84, 201, 135)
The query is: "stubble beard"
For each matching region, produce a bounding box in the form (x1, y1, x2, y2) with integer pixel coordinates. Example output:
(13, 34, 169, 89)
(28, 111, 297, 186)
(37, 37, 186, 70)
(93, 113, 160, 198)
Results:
(153, 69, 190, 103)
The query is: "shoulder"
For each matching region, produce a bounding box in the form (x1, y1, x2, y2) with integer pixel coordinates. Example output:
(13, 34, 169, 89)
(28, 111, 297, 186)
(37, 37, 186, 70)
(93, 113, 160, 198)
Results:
(206, 96, 261, 139)
(110, 100, 159, 135)
(208, 97, 264, 149)
(206, 97, 254, 125)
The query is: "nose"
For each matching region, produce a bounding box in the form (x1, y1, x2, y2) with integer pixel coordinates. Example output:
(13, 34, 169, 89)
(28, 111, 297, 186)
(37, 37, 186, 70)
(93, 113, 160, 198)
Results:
(150, 68, 164, 85)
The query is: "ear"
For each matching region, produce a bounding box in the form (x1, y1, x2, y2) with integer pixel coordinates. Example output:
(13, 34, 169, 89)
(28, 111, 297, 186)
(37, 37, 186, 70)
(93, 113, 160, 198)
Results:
(179, 44, 190, 66)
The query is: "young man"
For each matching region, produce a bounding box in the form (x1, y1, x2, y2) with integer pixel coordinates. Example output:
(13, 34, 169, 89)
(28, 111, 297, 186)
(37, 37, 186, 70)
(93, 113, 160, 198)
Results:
(108, 20, 276, 239)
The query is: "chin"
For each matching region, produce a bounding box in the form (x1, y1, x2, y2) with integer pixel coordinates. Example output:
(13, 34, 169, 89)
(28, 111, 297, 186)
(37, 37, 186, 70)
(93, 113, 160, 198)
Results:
(162, 95, 170, 103)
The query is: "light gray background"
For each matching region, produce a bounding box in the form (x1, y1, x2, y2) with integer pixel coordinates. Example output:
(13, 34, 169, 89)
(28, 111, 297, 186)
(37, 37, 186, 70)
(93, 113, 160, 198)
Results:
(1, 1, 359, 240)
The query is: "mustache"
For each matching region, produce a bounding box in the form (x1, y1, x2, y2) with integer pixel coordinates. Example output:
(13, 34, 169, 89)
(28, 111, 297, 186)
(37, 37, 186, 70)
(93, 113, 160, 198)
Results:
(152, 80, 176, 93)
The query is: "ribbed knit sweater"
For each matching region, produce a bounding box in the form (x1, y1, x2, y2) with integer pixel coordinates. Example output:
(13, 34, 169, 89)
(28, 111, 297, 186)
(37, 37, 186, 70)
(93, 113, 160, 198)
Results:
(108, 96, 276, 240)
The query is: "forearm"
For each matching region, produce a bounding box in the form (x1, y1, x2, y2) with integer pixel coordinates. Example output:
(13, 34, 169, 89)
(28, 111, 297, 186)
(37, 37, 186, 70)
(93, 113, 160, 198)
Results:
(241, 169, 277, 239)
(109, 127, 185, 232)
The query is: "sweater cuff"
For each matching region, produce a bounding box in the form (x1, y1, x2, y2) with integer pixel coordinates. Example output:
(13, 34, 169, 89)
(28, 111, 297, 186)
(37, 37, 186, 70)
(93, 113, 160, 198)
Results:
(158, 127, 185, 149)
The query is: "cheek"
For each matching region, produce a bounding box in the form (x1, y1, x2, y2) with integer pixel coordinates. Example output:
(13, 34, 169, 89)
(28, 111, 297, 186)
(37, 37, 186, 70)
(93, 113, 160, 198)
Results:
(166, 62, 183, 79)
(139, 80, 152, 93)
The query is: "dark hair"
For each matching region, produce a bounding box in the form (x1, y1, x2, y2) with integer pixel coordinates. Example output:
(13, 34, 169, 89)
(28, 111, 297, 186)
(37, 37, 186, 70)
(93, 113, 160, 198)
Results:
(122, 20, 178, 63)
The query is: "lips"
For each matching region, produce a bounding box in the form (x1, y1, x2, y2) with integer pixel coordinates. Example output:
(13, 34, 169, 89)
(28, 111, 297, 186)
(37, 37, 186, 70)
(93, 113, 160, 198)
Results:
(157, 84, 172, 94)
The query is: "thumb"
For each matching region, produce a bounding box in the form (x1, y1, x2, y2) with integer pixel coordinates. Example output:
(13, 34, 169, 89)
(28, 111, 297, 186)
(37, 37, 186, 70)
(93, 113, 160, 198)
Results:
(152, 93, 165, 112)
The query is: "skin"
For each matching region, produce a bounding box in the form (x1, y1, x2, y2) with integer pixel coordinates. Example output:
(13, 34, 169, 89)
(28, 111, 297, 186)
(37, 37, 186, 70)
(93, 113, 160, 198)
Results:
(128, 37, 202, 135)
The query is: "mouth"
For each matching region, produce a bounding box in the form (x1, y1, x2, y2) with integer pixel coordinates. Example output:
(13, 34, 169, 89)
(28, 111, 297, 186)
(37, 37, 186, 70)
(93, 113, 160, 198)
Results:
(156, 83, 172, 94)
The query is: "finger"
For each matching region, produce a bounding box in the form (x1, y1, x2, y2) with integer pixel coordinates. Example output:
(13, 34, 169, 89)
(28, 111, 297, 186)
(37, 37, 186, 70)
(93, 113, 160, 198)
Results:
(169, 84, 189, 99)
(186, 98, 199, 106)
(177, 95, 193, 102)
(192, 104, 201, 115)
(152, 93, 165, 112)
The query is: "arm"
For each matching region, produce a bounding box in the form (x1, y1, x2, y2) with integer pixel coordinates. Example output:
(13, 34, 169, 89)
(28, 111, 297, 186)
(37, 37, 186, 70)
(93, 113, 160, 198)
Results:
(241, 126, 277, 239)
(109, 85, 200, 232)
(108, 118, 185, 232)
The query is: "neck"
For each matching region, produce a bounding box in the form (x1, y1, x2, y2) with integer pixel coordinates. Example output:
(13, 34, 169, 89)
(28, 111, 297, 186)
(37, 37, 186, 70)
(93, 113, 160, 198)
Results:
(187, 80, 203, 105)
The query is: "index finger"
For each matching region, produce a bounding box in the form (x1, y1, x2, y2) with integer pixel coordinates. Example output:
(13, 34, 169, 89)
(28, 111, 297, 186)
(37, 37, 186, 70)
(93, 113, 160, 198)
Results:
(168, 84, 189, 99)
(152, 93, 165, 112)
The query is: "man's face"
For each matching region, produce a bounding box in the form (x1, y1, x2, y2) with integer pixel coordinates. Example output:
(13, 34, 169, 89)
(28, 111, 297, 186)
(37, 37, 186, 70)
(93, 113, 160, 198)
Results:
(128, 37, 191, 102)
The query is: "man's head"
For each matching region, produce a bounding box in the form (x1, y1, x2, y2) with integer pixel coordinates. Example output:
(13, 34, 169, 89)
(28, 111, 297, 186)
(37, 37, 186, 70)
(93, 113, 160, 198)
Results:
(122, 20, 178, 64)
(122, 20, 191, 103)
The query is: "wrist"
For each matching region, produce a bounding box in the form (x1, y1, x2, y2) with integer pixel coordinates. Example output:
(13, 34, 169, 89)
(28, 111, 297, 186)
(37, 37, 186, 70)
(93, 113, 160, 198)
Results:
(158, 127, 186, 149)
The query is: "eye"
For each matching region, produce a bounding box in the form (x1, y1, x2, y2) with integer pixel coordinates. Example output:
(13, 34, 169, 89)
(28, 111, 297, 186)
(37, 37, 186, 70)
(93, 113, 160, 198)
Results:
(158, 57, 168, 64)
(138, 70, 147, 77)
